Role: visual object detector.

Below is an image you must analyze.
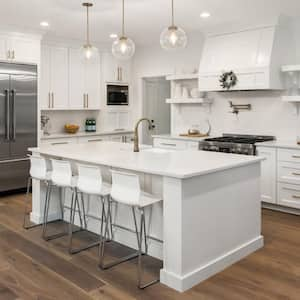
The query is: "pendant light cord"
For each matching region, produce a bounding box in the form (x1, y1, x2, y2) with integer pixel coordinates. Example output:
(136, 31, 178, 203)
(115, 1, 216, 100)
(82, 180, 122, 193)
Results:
(171, 0, 174, 26)
(122, 0, 125, 37)
(86, 5, 90, 45)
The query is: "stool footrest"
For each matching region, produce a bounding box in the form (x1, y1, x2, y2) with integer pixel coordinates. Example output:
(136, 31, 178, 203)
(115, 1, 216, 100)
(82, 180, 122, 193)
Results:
(139, 279, 160, 289)
(99, 252, 139, 270)
(69, 240, 100, 255)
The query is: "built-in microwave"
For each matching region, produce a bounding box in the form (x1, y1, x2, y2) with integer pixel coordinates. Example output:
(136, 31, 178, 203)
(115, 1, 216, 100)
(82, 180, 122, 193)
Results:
(107, 84, 129, 106)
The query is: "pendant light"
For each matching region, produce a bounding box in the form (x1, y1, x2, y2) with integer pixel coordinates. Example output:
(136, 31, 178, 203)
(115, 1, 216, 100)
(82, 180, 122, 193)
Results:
(112, 0, 135, 60)
(80, 2, 98, 61)
(160, 0, 187, 50)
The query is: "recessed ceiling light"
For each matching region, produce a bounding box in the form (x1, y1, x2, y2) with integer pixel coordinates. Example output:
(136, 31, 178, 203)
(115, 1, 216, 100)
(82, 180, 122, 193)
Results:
(200, 12, 211, 18)
(40, 21, 49, 27)
(110, 33, 118, 39)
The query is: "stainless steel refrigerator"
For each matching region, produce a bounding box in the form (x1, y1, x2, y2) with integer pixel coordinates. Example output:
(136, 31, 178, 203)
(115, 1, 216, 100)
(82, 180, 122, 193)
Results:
(0, 63, 37, 192)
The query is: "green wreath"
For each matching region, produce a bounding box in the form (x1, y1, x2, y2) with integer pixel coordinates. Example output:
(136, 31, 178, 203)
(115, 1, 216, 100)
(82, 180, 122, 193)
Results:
(219, 71, 238, 90)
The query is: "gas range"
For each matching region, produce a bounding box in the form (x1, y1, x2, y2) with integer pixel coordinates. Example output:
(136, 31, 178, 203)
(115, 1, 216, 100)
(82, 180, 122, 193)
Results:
(199, 134, 275, 155)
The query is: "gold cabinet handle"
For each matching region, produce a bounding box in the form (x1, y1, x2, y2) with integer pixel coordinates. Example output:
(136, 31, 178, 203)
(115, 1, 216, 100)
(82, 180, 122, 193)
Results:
(292, 195, 300, 199)
(292, 155, 300, 158)
(87, 94, 89, 108)
(51, 93, 54, 108)
(12, 50, 15, 59)
(292, 172, 300, 176)
(7, 50, 11, 59)
(48, 92, 51, 108)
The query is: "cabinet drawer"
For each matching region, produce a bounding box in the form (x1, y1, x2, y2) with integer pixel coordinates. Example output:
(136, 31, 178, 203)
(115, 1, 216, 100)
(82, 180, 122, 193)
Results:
(278, 161, 300, 184)
(41, 138, 76, 146)
(278, 148, 300, 163)
(278, 182, 300, 209)
(78, 135, 110, 143)
(153, 138, 188, 150)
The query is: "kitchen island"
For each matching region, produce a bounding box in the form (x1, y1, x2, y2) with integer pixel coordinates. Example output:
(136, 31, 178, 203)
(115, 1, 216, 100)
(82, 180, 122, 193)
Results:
(29, 141, 264, 292)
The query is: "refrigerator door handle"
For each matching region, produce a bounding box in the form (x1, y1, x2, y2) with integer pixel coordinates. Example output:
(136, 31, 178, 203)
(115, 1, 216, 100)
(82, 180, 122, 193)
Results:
(4, 89, 10, 141)
(10, 89, 16, 141)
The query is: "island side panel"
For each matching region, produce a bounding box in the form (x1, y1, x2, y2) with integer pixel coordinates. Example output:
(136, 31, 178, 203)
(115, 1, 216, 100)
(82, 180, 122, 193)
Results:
(160, 162, 263, 292)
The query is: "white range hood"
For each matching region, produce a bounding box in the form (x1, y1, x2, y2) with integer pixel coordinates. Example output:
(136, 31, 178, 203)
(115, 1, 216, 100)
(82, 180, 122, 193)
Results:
(199, 19, 296, 91)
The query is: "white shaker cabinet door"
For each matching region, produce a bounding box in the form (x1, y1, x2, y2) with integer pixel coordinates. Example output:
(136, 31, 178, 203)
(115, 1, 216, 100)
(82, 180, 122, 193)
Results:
(69, 48, 86, 109)
(40, 46, 51, 109)
(0, 37, 8, 60)
(50, 47, 69, 109)
(85, 53, 101, 109)
(9, 37, 40, 63)
(256, 147, 276, 204)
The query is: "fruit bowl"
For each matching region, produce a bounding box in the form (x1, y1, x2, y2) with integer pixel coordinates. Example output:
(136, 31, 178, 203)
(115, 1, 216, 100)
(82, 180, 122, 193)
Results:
(64, 124, 79, 134)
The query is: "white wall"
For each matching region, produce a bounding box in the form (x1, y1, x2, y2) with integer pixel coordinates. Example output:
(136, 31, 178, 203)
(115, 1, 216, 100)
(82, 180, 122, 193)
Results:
(132, 26, 300, 141)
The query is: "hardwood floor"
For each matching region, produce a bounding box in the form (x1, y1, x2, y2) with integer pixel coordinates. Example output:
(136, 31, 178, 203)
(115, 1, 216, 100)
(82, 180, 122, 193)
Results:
(0, 193, 299, 300)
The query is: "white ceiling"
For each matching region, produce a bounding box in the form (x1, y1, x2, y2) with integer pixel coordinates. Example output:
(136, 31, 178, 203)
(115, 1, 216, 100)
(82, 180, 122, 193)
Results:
(1, 0, 300, 46)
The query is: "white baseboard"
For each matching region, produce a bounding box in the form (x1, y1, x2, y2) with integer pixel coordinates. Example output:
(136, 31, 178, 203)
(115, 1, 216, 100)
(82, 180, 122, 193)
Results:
(160, 236, 264, 292)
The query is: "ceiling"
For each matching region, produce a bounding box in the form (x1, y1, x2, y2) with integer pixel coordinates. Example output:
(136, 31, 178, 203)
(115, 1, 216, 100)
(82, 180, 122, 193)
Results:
(1, 0, 300, 46)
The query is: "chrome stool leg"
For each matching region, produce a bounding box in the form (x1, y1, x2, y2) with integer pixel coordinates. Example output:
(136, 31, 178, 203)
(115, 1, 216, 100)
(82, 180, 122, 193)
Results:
(68, 190, 101, 255)
(136, 207, 159, 289)
(43, 185, 80, 241)
(99, 199, 139, 270)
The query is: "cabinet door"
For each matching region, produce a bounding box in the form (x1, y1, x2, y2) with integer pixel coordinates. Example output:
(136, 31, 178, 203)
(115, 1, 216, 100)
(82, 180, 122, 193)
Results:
(40, 46, 51, 109)
(102, 52, 117, 82)
(256, 147, 276, 204)
(0, 37, 8, 60)
(69, 48, 85, 109)
(85, 52, 101, 109)
(50, 47, 69, 109)
(10, 38, 40, 63)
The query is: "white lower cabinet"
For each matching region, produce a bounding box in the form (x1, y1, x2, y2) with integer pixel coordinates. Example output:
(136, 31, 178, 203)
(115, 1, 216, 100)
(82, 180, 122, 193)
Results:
(41, 133, 133, 146)
(256, 147, 276, 204)
(41, 137, 77, 146)
(153, 138, 199, 151)
(257, 146, 300, 210)
(278, 182, 300, 209)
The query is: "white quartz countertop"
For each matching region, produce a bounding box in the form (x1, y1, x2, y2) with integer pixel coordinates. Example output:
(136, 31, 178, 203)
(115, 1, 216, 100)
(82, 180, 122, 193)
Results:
(152, 134, 210, 142)
(256, 140, 300, 150)
(41, 130, 133, 140)
(29, 142, 263, 179)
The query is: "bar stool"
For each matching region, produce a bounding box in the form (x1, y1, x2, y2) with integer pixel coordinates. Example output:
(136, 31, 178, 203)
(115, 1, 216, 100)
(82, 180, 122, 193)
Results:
(99, 170, 162, 289)
(23, 156, 51, 230)
(68, 163, 112, 254)
(43, 159, 83, 247)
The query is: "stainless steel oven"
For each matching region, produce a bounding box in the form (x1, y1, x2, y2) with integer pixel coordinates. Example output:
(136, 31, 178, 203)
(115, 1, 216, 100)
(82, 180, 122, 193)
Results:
(107, 84, 129, 106)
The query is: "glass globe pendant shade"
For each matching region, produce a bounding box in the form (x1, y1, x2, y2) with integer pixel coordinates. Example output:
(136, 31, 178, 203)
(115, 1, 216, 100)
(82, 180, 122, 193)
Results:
(112, 36, 135, 60)
(80, 44, 98, 62)
(160, 25, 187, 50)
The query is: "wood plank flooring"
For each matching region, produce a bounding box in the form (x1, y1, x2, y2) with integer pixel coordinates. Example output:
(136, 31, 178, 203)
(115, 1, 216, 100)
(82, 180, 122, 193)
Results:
(0, 193, 299, 300)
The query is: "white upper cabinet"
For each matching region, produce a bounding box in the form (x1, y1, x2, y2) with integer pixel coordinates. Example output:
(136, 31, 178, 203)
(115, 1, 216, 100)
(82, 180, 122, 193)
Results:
(69, 48, 101, 110)
(40, 45, 68, 109)
(0, 38, 8, 60)
(0, 34, 40, 63)
(69, 48, 86, 109)
(102, 52, 131, 83)
(9, 37, 40, 63)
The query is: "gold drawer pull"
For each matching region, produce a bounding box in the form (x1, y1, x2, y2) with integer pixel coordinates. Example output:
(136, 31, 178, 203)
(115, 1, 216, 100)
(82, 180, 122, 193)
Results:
(292, 195, 300, 199)
(292, 172, 300, 176)
(292, 155, 300, 158)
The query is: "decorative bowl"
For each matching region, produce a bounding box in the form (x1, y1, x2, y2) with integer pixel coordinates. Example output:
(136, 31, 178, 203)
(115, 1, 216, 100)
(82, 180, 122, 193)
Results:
(64, 124, 79, 134)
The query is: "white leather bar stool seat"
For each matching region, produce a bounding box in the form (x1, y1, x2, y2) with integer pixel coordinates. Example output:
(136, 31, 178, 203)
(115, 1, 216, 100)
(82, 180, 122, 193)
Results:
(23, 156, 52, 230)
(99, 170, 162, 289)
(68, 164, 112, 255)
